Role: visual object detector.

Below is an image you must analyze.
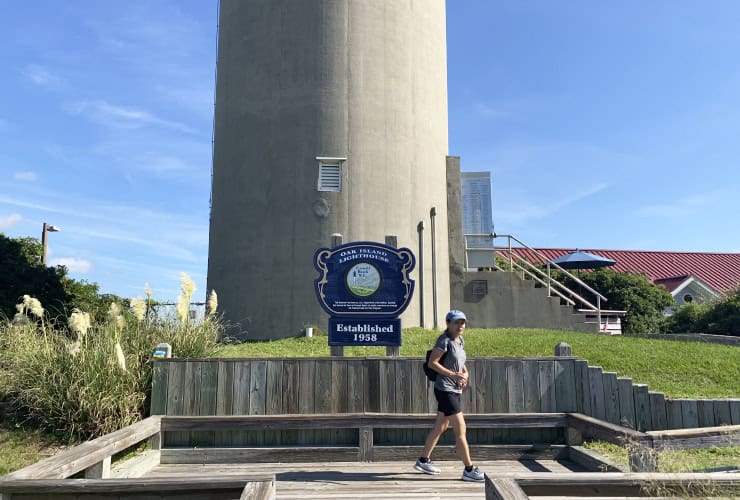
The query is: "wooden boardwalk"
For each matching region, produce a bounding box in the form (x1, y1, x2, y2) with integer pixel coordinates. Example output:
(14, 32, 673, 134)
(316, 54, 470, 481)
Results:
(144, 458, 588, 499)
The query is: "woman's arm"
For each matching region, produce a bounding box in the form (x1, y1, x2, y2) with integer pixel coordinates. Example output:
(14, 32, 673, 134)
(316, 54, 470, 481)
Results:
(429, 348, 464, 381)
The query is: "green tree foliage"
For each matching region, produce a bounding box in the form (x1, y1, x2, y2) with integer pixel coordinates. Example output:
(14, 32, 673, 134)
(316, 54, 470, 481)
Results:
(662, 289, 740, 337)
(700, 288, 740, 336)
(0, 233, 125, 322)
(555, 269, 674, 334)
(0, 234, 68, 319)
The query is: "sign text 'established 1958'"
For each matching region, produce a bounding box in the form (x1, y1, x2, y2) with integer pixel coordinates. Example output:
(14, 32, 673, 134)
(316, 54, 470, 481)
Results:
(314, 241, 415, 346)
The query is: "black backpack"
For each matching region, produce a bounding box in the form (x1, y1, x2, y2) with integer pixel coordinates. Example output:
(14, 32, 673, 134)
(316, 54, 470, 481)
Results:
(423, 347, 448, 382)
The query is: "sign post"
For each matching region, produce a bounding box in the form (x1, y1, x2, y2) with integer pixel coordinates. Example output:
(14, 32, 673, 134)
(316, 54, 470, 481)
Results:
(314, 241, 416, 350)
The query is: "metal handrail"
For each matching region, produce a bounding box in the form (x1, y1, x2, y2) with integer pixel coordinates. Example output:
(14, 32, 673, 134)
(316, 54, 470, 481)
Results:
(464, 233, 615, 327)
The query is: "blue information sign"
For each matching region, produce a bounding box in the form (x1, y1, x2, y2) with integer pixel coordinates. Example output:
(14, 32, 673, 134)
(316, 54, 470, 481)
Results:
(314, 241, 415, 347)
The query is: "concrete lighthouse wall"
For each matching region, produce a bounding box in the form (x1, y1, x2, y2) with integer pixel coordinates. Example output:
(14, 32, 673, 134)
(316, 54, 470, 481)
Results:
(208, 0, 450, 339)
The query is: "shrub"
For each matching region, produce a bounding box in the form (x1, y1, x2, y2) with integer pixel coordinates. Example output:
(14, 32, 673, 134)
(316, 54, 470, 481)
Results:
(0, 276, 221, 440)
(699, 288, 740, 337)
(662, 302, 708, 333)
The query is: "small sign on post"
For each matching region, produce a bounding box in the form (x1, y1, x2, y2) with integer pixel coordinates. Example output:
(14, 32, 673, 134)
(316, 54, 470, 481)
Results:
(153, 342, 172, 359)
(314, 241, 416, 348)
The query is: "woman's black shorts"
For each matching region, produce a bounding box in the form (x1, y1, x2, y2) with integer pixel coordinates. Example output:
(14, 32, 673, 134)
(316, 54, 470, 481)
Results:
(434, 389, 462, 416)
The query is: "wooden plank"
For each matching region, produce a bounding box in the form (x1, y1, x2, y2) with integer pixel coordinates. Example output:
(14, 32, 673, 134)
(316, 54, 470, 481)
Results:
(536, 360, 554, 413)
(731, 399, 740, 425)
(409, 357, 430, 446)
(505, 361, 524, 413)
(8, 417, 160, 479)
(281, 359, 300, 446)
(83, 456, 111, 479)
(364, 359, 380, 413)
(264, 359, 284, 446)
(567, 445, 624, 472)
(633, 384, 651, 432)
(160, 413, 569, 431)
(461, 358, 476, 413)
(567, 413, 648, 446)
(616, 377, 636, 430)
(554, 360, 577, 412)
(150, 361, 169, 415)
(601, 372, 620, 425)
(231, 361, 251, 446)
(197, 361, 218, 447)
(521, 360, 540, 412)
(648, 424, 740, 451)
(490, 361, 508, 412)
(358, 426, 373, 462)
(576, 360, 591, 416)
(296, 360, 315, 445)
(347, 359, 367, 413)
(371, 444, 569, 462)
(182, 361, 202, 446)
(164, 361, 186, 447)
(215, 360, 235, 447)
(587, 367, 605, 421)
(485, 477, 528, 500)
(714, 399, 733, 426)
(665, 399, 683, 430)
(159, 447, 359, 464)
(249, 360, 268, 445)
(680, 399, 699, 428)
(240, 478, 275, 500)
(648, 392, 667, 431)
(0, 476, 275, 494)
(697, 399, 715, 428)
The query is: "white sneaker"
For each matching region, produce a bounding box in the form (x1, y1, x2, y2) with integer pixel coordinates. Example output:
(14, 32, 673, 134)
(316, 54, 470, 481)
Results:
(461, 465, 484, 482)
(414, 459, 441, 475)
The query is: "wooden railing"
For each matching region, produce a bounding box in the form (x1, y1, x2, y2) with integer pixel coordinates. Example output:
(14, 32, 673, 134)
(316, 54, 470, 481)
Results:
(0, 476, 275, 500)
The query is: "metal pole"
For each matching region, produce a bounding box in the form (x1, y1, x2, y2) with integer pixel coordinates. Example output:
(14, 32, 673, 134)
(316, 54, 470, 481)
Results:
(385, 235, 400, 357)
(417, 221, 425, 328)
(508, 235, 513, 271)
(330, 233, 344, 357)
(547, 262, 551, 297)
(597, 296, 602, 332)
(430, 207, 438, 330)
(41, 222, 48, 265)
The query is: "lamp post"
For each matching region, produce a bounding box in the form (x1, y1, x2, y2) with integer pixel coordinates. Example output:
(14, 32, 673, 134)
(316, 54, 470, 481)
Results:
(41, 223, 60, 265)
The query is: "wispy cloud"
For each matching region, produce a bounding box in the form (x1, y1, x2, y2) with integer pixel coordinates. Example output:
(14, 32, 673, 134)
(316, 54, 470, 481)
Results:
(0, 213, 23, 229)
(473, 102, 514, 119)
(14, 171, 38, 182)
(497, 183, 610, 226)
(20, 64, 64, 88)
(636, 191, 720, 218)
(64, 99, 195, 133)
(49, 257, 92, 273)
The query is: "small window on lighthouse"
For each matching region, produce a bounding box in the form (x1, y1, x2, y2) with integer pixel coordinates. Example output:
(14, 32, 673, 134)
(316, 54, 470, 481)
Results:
(316, 157, 346, 192)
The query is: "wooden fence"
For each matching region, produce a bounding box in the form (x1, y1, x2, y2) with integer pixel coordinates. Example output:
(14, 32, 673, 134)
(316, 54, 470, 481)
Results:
(151, 356, 740, 446)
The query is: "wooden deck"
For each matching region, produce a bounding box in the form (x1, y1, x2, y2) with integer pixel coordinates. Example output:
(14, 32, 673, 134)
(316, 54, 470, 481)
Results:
(143, 459, 588, 499)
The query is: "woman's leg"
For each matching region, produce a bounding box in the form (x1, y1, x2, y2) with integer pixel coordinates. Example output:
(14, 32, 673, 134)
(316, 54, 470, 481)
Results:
(447, 412, 473, 466)
(421, 411, 449, 458)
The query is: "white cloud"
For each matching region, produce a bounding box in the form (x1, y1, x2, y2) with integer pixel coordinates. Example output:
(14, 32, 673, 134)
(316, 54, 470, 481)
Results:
(49, 257, 92, 273)
(64, 99, 195, 133)
(0, 213, 22, 229)
(497, 183, 610, 226)
(636, 191, 720, 218)
(20, 64, 64, 88)
(14, 171, 38, 182)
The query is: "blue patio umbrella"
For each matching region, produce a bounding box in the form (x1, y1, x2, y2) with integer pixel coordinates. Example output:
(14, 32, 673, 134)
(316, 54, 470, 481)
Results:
(551, 250, 616, 270)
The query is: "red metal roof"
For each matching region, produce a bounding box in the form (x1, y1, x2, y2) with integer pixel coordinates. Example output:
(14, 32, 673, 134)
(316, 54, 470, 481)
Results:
(505, 248, 740, 293)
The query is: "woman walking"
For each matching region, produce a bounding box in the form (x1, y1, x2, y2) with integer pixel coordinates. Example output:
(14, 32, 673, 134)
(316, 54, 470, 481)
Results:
(414, 309, 484, 482)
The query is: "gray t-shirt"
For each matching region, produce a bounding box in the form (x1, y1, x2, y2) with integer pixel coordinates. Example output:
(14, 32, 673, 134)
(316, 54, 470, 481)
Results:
(432, 332, 467, 394)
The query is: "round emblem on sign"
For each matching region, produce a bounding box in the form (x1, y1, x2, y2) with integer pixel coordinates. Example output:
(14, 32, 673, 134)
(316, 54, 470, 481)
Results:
(346, 262, 381, 297)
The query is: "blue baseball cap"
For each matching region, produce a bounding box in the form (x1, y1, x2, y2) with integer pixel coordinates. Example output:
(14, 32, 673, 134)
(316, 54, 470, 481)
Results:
(445, 310, 467, 322)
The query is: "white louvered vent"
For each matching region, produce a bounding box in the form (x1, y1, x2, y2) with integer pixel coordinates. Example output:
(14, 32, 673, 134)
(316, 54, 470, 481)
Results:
(317, 163, 342, 192)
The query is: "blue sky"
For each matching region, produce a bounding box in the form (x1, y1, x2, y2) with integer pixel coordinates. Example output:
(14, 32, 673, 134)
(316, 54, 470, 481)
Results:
(2, 1, 739, 301)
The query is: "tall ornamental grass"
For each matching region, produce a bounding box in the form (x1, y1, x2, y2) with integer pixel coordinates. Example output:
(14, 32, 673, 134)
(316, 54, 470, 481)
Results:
(0, 275, 220, 440)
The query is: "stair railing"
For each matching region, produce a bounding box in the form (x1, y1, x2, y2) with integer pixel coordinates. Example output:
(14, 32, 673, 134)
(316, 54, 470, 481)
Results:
(464, 233, 609, 326)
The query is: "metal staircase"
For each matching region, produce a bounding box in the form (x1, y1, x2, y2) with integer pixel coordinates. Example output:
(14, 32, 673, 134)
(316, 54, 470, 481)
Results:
(464, 233, 625, 334)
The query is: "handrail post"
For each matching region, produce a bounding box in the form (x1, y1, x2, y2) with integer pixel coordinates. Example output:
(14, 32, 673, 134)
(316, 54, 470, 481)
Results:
(547, 262, 551, 297)
(507, 235, 513, 271)
(430, 207, 438, 330)
(597, 296, 602, 331)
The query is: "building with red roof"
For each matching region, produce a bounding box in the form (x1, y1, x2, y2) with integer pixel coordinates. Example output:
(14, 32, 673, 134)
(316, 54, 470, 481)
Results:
(507, 248, 740, 306)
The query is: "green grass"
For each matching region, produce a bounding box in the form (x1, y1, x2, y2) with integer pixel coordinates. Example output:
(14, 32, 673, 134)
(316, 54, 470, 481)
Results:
(0, 424, 63, 475)
(584, 441, 740, 472)
(217, 327, 740, 398)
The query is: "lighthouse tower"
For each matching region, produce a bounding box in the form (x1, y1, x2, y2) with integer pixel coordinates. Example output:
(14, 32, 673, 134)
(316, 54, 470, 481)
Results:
(207, 0, 450, 339)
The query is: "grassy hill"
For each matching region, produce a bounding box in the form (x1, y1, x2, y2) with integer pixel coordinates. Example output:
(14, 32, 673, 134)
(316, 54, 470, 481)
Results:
(217, 328, 740, 399)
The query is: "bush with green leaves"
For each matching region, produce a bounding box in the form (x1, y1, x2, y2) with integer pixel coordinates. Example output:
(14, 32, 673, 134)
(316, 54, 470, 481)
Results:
(662, 302, 708, 334)
(662, 288, 740, 337)
(553, 269, 674, 334)
(0, 275, 221, 440)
